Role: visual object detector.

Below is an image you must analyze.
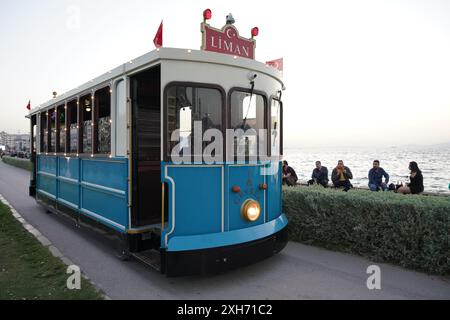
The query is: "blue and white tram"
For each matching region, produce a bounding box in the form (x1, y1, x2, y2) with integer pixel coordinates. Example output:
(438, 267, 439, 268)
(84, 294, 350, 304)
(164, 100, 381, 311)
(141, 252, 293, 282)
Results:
(28, 29, 287, 277)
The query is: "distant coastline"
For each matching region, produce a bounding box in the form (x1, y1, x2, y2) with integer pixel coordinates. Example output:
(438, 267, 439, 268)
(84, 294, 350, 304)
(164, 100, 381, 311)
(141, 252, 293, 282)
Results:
(284, 144, 450, 194)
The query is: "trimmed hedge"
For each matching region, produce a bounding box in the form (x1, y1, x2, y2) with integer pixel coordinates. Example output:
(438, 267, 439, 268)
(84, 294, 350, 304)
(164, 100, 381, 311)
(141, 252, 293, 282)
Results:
(1, 156, 32, 171)
(283, 186, 450, 275)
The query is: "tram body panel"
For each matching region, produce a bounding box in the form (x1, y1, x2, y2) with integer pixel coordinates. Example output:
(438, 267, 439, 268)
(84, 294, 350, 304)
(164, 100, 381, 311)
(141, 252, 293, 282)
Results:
(164, 165, 224, 238)
(161, 163, 285, 252)
(36, 155, 129, 233)
(226, 164, 266, 231)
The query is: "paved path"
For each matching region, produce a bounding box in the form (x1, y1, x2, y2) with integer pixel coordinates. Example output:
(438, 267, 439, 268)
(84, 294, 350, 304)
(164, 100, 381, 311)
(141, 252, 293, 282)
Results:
(0, 160, 449, 300)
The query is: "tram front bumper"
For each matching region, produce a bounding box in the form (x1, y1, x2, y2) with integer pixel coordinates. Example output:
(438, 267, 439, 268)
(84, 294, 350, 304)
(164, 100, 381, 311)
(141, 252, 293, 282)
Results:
(162, 223, 288, 277)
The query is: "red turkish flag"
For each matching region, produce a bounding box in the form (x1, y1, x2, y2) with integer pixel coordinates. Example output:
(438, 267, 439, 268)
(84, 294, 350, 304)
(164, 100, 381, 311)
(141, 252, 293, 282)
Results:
(153, 21, 163, 48)
(26, 100, 31, 111)
(266, 58, 283, 71)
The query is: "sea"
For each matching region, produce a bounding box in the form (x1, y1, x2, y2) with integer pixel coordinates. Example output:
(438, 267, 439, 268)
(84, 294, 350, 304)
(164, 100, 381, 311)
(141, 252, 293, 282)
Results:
(284, 145, 450, 194)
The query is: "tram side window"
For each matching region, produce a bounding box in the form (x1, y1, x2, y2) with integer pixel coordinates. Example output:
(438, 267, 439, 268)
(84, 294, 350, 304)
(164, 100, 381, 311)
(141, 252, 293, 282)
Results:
(167, 86, 223, 160)
(67, 100, 78, 154)
(57, 105, 66, 153)
(48, 108, 56, 153)
(80, 94, 93, 154)
(230, 91, 266, 159)
(40, 113, 48, 153)
(94, 87, 111, 154)
(271, 99, 282, 156)
(32, 123, 37, 153)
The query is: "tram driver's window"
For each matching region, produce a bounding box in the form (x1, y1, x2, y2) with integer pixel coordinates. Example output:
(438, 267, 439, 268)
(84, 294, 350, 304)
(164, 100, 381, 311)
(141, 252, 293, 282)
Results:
(167, 86, 223, 160)
(94, 87, 111, 154)
(80, 94, 93, 154)
(230, 91, 266, 159)
(167, 86, 193, 156)
(67, 100, 78, 154)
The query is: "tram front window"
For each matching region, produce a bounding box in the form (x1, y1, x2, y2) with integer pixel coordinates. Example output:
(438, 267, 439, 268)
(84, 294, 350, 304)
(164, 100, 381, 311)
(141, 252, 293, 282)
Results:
(230, 91, 266, 160)
(167, 85, 223, 162)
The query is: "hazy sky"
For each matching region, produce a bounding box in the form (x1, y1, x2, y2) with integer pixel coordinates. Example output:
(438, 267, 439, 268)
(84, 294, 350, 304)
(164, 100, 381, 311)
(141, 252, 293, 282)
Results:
(1, 0, 449, 147)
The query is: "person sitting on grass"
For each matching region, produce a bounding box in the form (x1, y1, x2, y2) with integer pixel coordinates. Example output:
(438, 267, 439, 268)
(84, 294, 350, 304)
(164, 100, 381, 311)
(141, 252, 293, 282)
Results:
(308, 161, 329, 187)
(331, 160, 353, 192)
(282, 160, 298, 187)
(397, 161, 424, 195)
(368, 160, 390, 191)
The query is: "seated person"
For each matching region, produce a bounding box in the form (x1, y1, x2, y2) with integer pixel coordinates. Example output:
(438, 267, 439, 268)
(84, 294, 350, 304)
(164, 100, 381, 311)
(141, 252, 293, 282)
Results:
(308, 161, 329, 187)
(282, 160, 298, 187)
(368, 160, 390, 191)
(397, 161, 424, 195)
(331, 160, 353, 192)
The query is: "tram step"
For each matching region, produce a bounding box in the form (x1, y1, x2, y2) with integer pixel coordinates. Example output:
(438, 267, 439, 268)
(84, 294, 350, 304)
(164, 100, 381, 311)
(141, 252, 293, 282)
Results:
(131, 249, 161, 272)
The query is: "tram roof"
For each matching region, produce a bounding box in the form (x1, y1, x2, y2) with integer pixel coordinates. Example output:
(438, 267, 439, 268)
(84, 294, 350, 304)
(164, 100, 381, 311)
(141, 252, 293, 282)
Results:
(29, 48, 284, 115)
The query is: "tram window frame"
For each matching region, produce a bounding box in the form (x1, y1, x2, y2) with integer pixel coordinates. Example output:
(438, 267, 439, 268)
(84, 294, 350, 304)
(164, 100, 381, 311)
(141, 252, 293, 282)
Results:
(269, 97, 283, 157)
(67, 99, 78, 155)
(56, 104, 66, 153)
(40, 112, 48, 153)
(93, 86, 112, 155)
(228, 88, 268, 162)
(79, 93, 94, 155)
(164, 82, 226, 163)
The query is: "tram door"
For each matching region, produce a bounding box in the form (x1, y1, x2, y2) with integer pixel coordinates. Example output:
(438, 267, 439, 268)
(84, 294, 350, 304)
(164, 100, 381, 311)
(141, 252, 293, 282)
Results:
(130, 65, 162, 227)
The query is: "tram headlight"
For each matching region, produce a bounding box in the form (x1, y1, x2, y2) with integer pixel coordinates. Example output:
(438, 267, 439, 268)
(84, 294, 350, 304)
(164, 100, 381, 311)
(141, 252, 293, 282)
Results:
(241, 199, 261, 222)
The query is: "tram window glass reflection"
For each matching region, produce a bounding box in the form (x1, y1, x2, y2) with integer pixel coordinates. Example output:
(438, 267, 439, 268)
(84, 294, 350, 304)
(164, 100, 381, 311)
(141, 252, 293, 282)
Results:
(230, 91, 266, 159)
(49, 108, 56, 153)
(271, 99, 281, 156)
(57, 105, 66, 153)
(167, 86, 222, 159)
(94, 87, 111, 154)
(40, 112, 48, 152)
(80, 94, 93, 154)
(67, 100, 78, 154)
(179, 106, 192, 152)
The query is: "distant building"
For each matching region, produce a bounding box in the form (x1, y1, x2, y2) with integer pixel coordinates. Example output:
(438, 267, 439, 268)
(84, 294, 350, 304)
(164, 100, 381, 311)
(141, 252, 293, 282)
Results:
(0, 132, 30, 152)
(0, 131, 7, 146)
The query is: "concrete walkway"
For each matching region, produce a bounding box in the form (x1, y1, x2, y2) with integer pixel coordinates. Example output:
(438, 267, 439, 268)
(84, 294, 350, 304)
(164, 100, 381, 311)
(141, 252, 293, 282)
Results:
(0, 160, 449, 300)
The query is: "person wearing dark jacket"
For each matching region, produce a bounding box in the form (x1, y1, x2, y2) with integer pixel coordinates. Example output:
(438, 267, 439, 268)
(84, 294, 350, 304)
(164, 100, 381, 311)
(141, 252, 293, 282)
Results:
(331, 160, 353, 192)
(308, 161, 329, 187)
(368, 160, 390, 191)
(397, 161, 424, 194)
(282, 160, 298, 186)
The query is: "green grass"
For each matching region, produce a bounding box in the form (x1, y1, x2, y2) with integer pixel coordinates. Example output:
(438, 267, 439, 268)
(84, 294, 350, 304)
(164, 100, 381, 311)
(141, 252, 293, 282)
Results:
(1, 156, 32, 171)
(0, 201, 104, 300)
(284, 185, 450, 275)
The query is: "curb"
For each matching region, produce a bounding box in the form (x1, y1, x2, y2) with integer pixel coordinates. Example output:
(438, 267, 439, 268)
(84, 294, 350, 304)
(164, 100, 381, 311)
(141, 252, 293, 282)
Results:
(0, 193, 111, 300)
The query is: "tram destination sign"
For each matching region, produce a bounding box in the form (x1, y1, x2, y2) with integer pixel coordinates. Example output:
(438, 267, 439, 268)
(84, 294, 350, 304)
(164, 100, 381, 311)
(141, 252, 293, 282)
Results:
(201, 22, 256, 60)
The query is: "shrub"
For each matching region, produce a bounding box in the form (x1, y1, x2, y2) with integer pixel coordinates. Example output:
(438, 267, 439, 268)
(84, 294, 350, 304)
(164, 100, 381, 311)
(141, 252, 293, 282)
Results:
(283, 186, 450, 275)
(1, 156, 32, 171)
